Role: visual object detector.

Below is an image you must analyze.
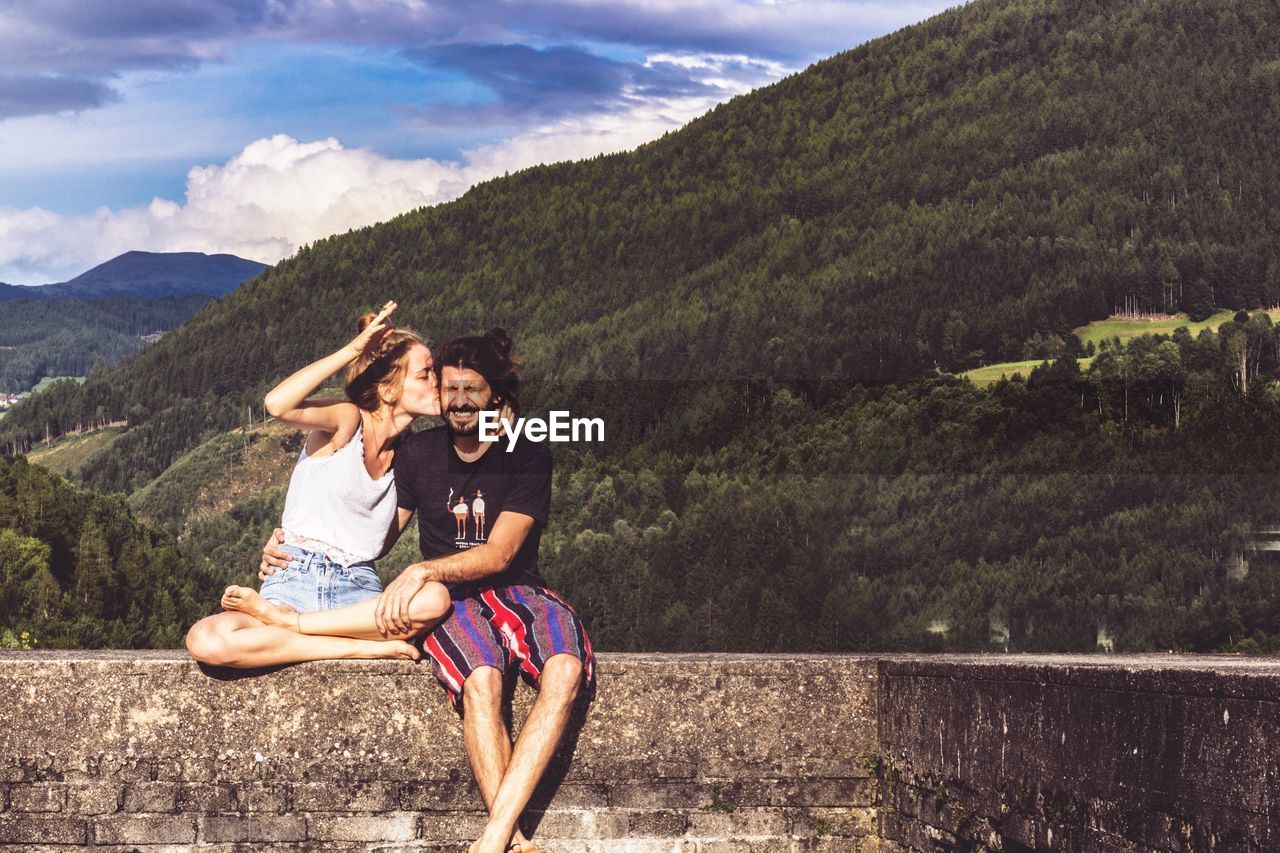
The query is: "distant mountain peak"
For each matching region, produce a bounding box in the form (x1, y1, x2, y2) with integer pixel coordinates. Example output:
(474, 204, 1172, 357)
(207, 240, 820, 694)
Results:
(0, 251, 268, 302)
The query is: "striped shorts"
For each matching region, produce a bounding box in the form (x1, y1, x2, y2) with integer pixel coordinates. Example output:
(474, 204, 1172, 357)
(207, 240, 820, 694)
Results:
(424, 585, 595, 707)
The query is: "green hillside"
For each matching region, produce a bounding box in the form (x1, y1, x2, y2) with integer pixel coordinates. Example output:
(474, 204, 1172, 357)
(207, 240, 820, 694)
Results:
(1075, 309, 1280, 348)
(25, 427, 121, 477)
(962, 357, 1094, 386)
(0, 297, 211, 393)
(0, 455, 221, 648)
(10, 0, 1280, 476)
(10, 0, 1280, 652)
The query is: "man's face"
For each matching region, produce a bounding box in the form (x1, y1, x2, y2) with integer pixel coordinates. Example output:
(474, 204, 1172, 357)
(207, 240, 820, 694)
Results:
(439, 366, 495, 435)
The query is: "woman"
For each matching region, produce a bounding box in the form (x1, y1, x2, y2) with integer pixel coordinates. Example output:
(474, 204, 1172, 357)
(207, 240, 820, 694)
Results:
(185, 301, 451, 667)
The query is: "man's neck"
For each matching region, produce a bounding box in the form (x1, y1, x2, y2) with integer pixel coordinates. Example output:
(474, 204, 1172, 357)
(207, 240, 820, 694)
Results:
(450, 430, 494, 463)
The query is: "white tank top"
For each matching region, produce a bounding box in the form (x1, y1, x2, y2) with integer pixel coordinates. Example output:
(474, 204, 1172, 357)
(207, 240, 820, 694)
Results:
(279, 421, 397, 565)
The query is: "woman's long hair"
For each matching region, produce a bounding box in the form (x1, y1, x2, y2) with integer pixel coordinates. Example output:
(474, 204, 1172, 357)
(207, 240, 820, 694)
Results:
(344, 313, 426, 412)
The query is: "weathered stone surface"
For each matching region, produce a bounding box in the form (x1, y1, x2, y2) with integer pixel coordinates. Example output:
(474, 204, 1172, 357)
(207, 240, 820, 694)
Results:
(93, 814, 198, 844)
(121, 781, 179, 812)
(304, 811, 419, 842)
(4, 651, 1278, 849)
(290, 780, 400, 812)
(875, 653, 1280, 851)
(7, 782, 65, 812)
(199, 813, 307, 843)
(626, 808, 688, 836)
(0, 814, 87, 844)
(64, 783, 119, 815)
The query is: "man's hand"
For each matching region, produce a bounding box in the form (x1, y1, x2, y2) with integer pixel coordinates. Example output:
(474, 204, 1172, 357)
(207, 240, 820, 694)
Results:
(258, 528, 289, 582)
(375, 563, 429, 635)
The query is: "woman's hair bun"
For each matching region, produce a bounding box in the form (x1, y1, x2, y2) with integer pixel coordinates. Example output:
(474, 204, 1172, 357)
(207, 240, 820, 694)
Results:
(486, 326, 513, 356)
(357, 312, 378, 334)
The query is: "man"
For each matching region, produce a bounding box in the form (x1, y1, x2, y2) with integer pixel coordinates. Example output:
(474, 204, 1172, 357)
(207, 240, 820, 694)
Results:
(262, 327, 593, 853)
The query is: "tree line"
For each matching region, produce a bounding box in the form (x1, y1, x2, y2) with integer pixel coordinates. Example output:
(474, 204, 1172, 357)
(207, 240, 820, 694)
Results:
(0, 296, 212, 393)
(6, 0, 1280, 468)
(0, 455, 221, 648)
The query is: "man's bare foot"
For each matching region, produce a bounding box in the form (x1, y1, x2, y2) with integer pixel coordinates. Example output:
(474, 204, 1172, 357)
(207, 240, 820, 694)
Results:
(468, 826, 513, 853)
(510, 833, 543, 853)
(221, 586, 295, 628)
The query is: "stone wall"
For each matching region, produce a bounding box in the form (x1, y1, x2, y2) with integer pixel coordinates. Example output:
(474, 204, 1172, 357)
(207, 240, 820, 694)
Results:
(0, 652, 880, 851)
(875, 654, 1280, 851)
(2, 652, 1278, 851)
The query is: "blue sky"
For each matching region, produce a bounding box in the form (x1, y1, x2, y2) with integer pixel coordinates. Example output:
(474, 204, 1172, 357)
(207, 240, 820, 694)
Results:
(0, 0, 957, 283)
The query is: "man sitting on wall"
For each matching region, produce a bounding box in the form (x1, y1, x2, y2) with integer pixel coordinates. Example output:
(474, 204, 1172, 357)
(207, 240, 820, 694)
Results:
(262, 327, 594, 853)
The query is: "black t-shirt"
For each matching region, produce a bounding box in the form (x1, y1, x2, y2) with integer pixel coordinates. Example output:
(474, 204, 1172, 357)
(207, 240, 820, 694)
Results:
(394, 426, 550, 591)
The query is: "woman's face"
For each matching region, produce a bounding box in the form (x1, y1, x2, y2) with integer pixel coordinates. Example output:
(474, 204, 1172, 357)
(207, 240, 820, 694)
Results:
(392, 343, 440, 417)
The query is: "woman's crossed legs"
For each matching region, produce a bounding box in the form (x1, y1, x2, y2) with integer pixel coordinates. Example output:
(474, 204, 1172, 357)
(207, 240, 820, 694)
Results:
(185, 581, 450, 668)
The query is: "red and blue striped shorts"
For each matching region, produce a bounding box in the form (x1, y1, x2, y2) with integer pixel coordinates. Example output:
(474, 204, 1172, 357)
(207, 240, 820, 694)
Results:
(423, 584, 595, 706)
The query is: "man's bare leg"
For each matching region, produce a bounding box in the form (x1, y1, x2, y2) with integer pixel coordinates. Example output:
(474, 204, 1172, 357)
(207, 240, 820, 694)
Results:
(462, 667, 541, 853)
(185, 611, 420, 668)
(469, 655, 583, 853)
(221, 583, 450, 641)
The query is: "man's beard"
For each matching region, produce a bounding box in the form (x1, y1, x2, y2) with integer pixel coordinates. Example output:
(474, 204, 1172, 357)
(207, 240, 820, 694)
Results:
(445, 408, 482, 435)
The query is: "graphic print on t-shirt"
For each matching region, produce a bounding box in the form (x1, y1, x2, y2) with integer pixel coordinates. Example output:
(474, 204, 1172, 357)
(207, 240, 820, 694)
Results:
(473, 489, 487, 540)
(446, 487, 488, 543)
(396, 427, 551, 587)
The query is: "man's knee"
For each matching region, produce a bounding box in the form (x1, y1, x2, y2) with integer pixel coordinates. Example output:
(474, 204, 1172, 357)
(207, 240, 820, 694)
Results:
(538, 654, 583, 704)
(462, 666, 504, 713)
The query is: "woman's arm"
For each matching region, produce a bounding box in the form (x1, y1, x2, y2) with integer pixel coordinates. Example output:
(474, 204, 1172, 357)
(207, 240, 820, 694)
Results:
(264, 300, 397, 432)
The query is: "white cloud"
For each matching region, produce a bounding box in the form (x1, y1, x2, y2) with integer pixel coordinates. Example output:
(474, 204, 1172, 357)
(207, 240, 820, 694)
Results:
(0, 55, 758, 283)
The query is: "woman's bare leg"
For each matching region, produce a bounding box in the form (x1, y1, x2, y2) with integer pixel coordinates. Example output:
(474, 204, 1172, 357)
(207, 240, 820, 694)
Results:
(185, 610, 421, 668)
(222, 581, 451, 641)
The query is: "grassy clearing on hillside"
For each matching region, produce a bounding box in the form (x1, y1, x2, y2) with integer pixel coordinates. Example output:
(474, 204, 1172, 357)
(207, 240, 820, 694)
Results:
(27, 428, 124, 476)
(130, 420, 297, 532)
(31, 376, 85, 393)
(962, 358, 1095, 386)
(1074, 310, 1280, 347)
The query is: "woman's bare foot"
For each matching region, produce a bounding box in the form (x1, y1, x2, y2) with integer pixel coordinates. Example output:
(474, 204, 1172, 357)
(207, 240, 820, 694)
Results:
(221, 586, 295, 628)
(352, 638, 421, 661)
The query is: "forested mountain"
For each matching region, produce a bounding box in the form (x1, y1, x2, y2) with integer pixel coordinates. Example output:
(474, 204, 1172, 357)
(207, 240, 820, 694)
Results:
(0, 283, 35, 300)
(1, 252, 267, 301)
(7, 0, 1280, 651)
(4, 0, 1280, 459)
(0, 455, 220, 648)
(0, 252, 266, 393)
(0, 297, 212, 393)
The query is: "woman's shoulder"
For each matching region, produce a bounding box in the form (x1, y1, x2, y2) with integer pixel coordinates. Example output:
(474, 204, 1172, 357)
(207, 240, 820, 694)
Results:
(302, 402, 363, 457)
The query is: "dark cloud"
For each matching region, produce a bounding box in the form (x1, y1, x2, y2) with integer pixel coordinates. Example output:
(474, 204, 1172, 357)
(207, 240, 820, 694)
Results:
(493, 1, 930, 62)
(29, 0, 269, 39)
(0, 74, 118, 120)
(404, 43, 722, 127)
(0, 0, 946, 121)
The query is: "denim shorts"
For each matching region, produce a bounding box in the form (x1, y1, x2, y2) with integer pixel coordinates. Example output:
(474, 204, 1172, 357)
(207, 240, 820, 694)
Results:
(259, 545, 383, 612)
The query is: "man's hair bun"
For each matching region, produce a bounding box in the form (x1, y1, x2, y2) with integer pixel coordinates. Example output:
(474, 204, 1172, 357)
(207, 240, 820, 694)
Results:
(486, 327, 514, 357)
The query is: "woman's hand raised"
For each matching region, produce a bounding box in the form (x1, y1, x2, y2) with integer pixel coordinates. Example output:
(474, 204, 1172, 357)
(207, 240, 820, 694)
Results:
(345, 300, 398, 361)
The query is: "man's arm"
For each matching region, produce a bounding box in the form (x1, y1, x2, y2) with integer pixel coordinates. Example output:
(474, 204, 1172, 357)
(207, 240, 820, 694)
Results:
(418, 510, 534, 583)
(260, 507, 415, 579)
(374, 511, 534, 634)
(376, 507, 416, 560)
